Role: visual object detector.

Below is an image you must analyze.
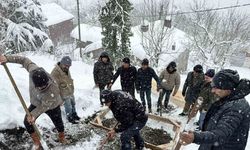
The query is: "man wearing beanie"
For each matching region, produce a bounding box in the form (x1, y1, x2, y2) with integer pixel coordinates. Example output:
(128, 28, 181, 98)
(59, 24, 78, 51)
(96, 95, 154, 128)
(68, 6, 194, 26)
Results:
(0, 55, 68, 149)
(109, 57, 137, 97)
(157, 61, 180, 113)
(136, 58, 161, 113)
(179, 64, 204, 116)
(196, 69, 216, 130)
(179, 69, 250, 150)
(51, 56, 80, 124)
(93, 51, 114, 106)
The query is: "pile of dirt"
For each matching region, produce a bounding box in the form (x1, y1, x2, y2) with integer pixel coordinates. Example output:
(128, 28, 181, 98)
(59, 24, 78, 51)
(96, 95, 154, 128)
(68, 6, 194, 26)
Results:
(101, 118, 172, 145)
(102, 118, 117, 128)
(141, 126, 172, 145)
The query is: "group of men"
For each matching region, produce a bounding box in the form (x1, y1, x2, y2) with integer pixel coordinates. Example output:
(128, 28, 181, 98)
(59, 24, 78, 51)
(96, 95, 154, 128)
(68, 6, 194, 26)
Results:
(93, 51, 181, 113)
(0, 51, 250, 150)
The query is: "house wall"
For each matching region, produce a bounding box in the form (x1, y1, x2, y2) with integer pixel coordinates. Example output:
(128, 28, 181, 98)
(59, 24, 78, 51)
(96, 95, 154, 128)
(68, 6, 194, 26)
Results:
(243, 52, 250, 68)
(48, 19, 74, 46)
(176, 50, 189, 73)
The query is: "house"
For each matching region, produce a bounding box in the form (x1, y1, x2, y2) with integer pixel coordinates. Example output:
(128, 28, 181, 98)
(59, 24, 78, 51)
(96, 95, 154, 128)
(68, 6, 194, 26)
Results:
(41, 3, 74, 46)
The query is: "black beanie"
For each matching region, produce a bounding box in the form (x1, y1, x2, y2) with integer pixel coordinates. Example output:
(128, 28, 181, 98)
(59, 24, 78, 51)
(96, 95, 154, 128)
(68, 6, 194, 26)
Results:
(60, 56, 72, 66)
(32, 68, 49, 87)
(211, 69, 240, 90)
(123, 57, 130, 64)
(193, 64, 203, 73)
(168, 61, 177, 69)
(205, 69, 215, 78)
(142, 58, 149, 65)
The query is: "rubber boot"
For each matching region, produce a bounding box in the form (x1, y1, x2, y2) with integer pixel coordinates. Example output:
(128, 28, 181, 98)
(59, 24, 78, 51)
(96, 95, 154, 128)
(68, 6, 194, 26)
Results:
(31, 133, 42, 150)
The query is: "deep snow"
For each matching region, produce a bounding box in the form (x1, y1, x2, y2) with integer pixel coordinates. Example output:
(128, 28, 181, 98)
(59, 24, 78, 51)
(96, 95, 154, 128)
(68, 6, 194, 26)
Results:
(0, 53, 249, 150)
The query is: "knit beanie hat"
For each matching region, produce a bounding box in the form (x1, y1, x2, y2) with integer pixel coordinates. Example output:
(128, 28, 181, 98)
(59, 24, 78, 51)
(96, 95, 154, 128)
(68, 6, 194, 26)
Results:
(32, 68, 49, 87)
(60, 56, 72, 66)
(205, 69, 215, 78)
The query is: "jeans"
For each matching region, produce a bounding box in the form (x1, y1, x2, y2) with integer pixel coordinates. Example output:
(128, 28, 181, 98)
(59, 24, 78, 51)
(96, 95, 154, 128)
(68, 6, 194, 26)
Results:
(63, 95, 76, 119)
(120, 120, 147, 150)
(140, 89, 151, 109)
(199, 111, 207, 130)
(99, 83, 109, 105)
(157, 89, 172, 108)
(24, 105, 64, 134)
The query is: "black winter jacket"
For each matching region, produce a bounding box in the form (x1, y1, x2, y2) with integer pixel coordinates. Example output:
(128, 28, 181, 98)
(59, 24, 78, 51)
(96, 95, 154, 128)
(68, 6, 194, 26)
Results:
(112, 65, 137, 88)
(136, 67, 160, 91)
(193, 79, 250, 150)
(109, 90, 148, 133)
(93, 59, 114, 85)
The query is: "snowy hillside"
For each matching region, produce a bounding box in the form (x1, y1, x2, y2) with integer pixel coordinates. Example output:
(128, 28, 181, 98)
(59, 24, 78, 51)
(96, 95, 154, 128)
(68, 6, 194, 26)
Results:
(0, 53, 249, 149)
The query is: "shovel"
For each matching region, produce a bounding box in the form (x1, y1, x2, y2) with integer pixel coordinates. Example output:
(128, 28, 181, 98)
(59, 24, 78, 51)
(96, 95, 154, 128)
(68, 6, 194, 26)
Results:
(2, 63, 49, 150)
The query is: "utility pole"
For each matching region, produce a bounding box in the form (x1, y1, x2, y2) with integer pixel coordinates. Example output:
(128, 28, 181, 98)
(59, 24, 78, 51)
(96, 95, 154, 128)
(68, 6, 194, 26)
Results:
(77, 0, 82, 58)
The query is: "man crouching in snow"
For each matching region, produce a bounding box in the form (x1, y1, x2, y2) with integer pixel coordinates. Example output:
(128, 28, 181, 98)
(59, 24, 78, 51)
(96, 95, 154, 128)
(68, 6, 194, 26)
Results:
(179, 69, 250, 150)
(100, 89, 148, 150)
(0, 55, 69, 150)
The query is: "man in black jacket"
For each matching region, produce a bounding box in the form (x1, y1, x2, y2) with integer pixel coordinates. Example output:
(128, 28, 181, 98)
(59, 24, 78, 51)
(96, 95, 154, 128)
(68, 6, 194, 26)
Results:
(93, 52, 114, 106)
(179, 69, 250, 150)
(101, 90, 148, 150)
(136, 58, 160, 113)
(109, 57, 137, 98)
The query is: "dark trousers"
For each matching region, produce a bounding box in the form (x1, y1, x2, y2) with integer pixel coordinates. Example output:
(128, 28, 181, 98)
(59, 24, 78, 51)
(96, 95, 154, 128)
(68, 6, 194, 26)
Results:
(157, 89, 172, 108)
(99, 83, 109, 105)
(122, 85, 135, 98)
(140, 89, 151, 109)
(24, 105, 64, 134)
(120, 120, 147, 150)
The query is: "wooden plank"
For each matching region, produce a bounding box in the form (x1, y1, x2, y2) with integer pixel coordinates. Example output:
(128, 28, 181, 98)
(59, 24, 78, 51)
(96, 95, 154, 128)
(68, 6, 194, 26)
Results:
(145, 142, 163, 150)
(99, 108, 110, 119)
(95, 116, 103, 125)
(147, 113, 181, 128)
(90, 121, 112, 131)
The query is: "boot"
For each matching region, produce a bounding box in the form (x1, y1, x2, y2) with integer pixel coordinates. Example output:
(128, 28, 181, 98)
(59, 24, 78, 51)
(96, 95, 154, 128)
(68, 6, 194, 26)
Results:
(68, 117, 78, 124)
(72, 112, 80, 121)
(58, 132, 70, 144)
(31, 133, 42, 150)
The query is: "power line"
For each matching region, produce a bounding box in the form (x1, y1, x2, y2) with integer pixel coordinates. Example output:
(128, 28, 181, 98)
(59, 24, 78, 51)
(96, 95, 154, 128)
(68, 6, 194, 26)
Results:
(132, 3, 250, 18)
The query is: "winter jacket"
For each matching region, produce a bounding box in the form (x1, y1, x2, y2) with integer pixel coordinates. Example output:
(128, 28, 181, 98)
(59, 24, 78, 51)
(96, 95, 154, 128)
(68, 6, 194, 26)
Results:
(159, 68, 180, 95)
(6, 55, 63, 118)
(193, 79, 250, 150)
(136, 67, 160, 91)
(93, 54, 114, 85)
(198, 81, 216, 111)
(109, 90, 148, 133)
(51, 63, 74, 98)
(183, 71, 204, 104)
(112, 65, 137, 89)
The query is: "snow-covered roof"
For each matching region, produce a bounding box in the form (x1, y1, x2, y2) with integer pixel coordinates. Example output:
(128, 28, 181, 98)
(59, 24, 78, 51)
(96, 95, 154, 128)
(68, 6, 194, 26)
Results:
(71, 24, 103, 43)
(40, 3, 74, 26)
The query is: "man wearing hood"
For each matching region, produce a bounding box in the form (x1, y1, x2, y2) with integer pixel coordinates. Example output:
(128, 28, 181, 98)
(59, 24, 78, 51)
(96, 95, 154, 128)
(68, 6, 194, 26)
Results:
(179, 69, 250, 150)
(93, 51, 114, 106)
(51, 56, 80, 124)
(0, 55, 68, 150)
(157, 61, 180, 112)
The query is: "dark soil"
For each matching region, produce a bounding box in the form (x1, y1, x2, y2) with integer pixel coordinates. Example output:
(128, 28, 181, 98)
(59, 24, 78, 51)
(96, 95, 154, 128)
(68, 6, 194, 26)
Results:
(102, 118, 172, 145)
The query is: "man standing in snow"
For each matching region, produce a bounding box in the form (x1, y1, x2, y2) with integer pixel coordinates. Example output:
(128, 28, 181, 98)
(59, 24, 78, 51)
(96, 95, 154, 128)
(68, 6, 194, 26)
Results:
(157, 61, 180, 112)
(179, 69, 250, 150)
(197, 69, 216, 130)
(93, 51, 114, 106)
(109, 57, 137, 98)
(179, 64, 204, 116)
(51, 56, 80, 124)
(101, 89, 148, 150)
(136, 58, 161, 113)
(0, 55, 68, 149)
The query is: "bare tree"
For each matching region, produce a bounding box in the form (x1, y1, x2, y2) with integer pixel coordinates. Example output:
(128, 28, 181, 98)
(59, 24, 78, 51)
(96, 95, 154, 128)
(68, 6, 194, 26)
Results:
(185, 0, 250, 69)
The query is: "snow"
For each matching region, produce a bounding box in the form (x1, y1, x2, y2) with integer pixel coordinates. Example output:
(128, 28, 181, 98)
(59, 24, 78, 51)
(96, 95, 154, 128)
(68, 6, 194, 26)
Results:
(40, 3, 74, 26)
(70, 24, 103, 43)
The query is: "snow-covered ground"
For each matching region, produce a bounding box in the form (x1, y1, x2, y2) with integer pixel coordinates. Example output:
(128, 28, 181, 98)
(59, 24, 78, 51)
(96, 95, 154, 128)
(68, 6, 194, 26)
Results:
(0, 53, 249, 149)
